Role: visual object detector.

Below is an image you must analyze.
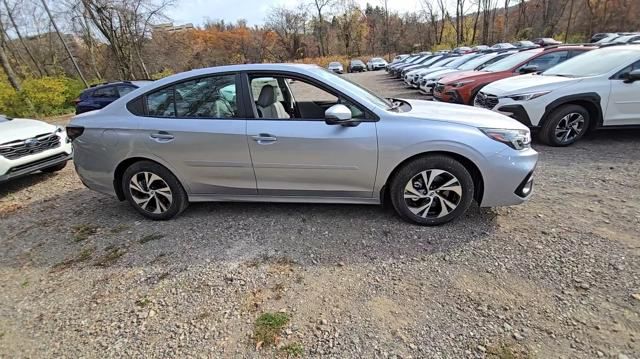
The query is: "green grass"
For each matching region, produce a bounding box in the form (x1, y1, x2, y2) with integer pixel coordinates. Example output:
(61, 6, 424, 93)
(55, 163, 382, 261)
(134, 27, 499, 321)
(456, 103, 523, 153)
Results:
(139, 233, 165, 244)
(279, 342, 304, 357)
(254, 312, 290, 346)
(51, 247, 95, 272)
(71, 224, 99, 242)
(94, 246, 126, 267)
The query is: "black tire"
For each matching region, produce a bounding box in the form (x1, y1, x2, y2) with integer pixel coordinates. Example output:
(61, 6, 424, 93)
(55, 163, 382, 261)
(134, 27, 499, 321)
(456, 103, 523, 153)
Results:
(122, 160, 188, 220)
(539, 104, 590, 146)
(389, 155, 475, 226)
(41, 161, 67, 173)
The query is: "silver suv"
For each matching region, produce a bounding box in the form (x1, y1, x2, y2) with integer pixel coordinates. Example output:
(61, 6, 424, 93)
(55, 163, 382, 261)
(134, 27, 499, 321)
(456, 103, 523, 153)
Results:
(68, 64, 537, 225)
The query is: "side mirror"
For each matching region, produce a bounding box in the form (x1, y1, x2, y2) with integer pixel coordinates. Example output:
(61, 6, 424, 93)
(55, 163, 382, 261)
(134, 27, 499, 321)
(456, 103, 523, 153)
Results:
(623, 69, 640, 83)
(519, 65, 539, 74)
(325, 104, 357, 126)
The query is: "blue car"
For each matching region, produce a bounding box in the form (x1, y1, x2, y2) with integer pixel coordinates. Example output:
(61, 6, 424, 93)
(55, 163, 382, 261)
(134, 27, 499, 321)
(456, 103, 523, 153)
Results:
(74, 81, 152, 114)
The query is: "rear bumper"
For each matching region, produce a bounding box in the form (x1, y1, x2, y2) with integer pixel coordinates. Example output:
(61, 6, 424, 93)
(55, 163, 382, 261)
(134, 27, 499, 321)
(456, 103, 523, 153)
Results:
(0, 152, 72, 182)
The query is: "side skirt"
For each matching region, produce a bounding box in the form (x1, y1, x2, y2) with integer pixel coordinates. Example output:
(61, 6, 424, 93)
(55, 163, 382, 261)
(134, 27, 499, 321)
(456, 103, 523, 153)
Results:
(188, 194, 381, 205)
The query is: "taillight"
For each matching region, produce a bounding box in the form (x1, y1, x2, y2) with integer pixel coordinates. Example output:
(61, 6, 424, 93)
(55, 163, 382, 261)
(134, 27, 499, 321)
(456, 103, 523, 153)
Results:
(66, 126, 84, 141)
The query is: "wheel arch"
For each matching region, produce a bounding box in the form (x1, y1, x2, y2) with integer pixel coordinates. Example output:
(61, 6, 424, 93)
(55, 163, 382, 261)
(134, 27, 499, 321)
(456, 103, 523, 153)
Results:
(113, 157, 186, 201)
(540, 93, 603, 131)
(380, 151, 485, 206)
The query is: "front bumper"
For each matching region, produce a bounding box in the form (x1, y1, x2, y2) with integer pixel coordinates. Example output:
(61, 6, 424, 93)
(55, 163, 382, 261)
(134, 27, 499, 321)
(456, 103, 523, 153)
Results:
(0, 152, 72, 182)
(433, 86, 465, 104)
(480, 147, 538, 207)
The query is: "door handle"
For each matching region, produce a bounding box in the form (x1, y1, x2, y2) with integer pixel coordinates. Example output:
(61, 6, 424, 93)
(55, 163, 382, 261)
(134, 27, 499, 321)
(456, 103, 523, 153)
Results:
(150, 131, 175, 142)
(251, 133, 277, 144)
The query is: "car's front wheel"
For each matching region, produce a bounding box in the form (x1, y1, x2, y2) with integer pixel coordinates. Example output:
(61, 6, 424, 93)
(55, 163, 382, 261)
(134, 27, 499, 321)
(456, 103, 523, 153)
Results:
(390, 155, 475, 226)
(539, 104, 590, 146)
(122, 161, 188, 220)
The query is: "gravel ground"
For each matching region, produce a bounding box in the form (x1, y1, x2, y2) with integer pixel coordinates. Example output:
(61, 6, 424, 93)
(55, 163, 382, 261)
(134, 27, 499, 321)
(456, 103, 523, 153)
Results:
(1, 71, 639, 358)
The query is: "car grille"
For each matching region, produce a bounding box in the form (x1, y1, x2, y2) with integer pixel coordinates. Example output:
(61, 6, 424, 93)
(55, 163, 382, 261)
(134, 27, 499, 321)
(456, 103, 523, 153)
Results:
(474, 92, 499, 109)
(8, 153, 68, 173)
(0, 132, 61, 160)
(434, 83, 445, 93)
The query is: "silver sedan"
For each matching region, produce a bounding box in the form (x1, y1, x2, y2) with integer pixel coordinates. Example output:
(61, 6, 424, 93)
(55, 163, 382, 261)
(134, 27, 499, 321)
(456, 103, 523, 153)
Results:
(68, 64, 537, 225)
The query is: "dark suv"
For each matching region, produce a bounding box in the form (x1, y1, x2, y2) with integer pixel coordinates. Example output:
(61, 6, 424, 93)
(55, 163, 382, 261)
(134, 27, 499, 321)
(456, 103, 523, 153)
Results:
(74, 81, 152, 114)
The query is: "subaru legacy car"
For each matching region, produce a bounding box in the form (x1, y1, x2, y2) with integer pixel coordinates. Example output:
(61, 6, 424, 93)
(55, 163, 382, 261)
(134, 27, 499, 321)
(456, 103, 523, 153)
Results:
(68, 64, 537, 225)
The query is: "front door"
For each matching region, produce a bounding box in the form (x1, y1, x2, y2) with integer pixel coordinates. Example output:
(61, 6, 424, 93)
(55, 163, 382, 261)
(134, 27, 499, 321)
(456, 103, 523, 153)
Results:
(245, 74, 378, 198)
(605, 60, 640, 126)
(137, 73, 257, 195)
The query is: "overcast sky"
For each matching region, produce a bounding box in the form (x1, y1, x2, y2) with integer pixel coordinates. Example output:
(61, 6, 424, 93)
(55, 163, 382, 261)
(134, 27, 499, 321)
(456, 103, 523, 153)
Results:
(167, 0, 425, 27)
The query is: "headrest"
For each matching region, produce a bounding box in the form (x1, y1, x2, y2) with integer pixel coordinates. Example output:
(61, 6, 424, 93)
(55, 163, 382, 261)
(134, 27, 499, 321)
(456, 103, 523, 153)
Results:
(257, 85, 276, 107)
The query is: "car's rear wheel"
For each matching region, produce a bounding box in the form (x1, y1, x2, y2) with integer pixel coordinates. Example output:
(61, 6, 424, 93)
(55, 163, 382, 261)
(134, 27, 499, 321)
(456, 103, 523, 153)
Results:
(540, 104, 590, 146)
(41, 161, 67, 173)
(390, 155, 475, 226)
(122, 161, 188, 220)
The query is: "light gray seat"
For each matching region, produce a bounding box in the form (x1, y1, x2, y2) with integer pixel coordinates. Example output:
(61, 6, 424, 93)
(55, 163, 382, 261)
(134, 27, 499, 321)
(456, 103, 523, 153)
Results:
(256, 85, 289, 119)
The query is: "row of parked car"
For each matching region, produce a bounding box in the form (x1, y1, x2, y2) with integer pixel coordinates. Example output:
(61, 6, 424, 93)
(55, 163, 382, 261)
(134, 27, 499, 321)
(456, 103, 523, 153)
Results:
(385, 40, 640, 146)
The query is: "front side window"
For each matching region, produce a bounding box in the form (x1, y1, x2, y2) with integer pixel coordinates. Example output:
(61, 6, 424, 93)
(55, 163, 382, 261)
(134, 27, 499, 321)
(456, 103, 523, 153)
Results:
(249, 75, 366, 120)
(518, 51, 569, 72)
(145, 74, 237, 118)
(544, 49, 640, 78)
(613, 59, 640, 80)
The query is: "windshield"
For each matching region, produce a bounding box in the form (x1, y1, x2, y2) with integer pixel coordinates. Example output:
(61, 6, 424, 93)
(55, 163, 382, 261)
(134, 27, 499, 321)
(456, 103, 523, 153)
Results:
(313, 68, 392, 109)
(0, 115, 9, 123)
(446, 54, 479, 68)
(458, 53, 497, 70)
(329, 62, 341, 66)
(544, 48, 640, 77)
(483, 50, 541, 72)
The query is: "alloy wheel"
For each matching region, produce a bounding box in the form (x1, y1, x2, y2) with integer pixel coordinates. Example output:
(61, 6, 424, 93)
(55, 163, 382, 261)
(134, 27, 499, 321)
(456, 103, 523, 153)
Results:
(403, 169, 462, 218)
(129, 171, 173, 214)
(555, 112, 585, 144)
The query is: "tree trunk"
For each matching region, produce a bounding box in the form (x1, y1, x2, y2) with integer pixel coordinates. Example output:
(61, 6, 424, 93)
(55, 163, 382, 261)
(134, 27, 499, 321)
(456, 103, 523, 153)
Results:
(3, 0, 45, 76)
(503, 0, 509, 41)
(564, 0, 575, 43)
(0, 43, 20, 90)
(41, 0, 88, 87)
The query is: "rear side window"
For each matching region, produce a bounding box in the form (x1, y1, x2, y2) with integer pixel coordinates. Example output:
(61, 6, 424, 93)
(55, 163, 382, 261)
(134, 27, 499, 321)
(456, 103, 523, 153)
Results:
(92, 86, 118, 98)
(145, 74, 238, 118)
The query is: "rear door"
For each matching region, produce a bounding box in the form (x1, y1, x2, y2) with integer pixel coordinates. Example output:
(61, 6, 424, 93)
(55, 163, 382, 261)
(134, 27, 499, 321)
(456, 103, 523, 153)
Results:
(605, 59, 640, 126)
(243, 72, 378, 198)
(136, 73, 257, 195)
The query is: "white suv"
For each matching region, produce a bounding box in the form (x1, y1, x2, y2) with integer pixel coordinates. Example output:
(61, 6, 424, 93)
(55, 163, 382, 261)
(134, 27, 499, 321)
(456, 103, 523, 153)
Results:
(475, 45, 640, 146)
(0, 115, 72, 182)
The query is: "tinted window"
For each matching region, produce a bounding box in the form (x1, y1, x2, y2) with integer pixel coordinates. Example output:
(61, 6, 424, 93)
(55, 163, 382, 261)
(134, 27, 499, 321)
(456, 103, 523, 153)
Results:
(174, 75, 237, 118)
(147, 87, 175, 117)
(93, 86, 118, 98)
(145, 75, 237, 118)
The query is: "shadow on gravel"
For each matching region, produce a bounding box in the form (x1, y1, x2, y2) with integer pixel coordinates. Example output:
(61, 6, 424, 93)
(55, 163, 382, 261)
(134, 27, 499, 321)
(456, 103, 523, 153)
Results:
(0, 171, 60, 199)
(0, 187, 498, 271)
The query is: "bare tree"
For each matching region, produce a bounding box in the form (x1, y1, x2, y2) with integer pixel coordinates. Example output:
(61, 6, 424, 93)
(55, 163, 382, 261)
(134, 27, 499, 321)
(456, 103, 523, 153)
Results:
(310, 0, 334, 56)
(41, 0, 88, 86)
(3, 0, 46, 76)
(502, 0, 510, 41)
(265, 5, 307, 60)
(0, 40, 19, 90)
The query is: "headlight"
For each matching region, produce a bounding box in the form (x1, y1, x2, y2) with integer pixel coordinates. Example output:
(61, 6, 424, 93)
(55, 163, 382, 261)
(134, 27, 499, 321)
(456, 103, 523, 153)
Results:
(480, 128, 531, 150)
(452, 80, 475, 88)
(505, 91, 550, 101)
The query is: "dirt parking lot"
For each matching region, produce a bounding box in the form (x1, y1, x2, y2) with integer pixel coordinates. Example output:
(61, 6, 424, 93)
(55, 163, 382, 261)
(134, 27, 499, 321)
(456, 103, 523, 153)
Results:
(1, 70, 639, 358)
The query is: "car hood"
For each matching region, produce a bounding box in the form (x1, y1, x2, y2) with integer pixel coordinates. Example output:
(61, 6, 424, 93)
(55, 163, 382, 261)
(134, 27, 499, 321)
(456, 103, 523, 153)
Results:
(401, 99, 528, 130)
(425, 68, 460, 80)
(0, 118, 57, 144)
(481, 74, 583, 96)
(439, 70, 499, 84)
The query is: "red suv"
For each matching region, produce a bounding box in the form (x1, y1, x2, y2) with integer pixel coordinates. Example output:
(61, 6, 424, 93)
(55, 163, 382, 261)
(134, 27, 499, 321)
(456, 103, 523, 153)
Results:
(433, 46, 594, 105)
